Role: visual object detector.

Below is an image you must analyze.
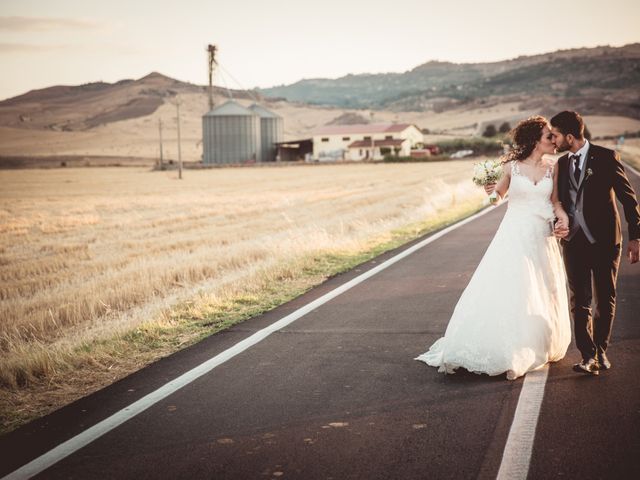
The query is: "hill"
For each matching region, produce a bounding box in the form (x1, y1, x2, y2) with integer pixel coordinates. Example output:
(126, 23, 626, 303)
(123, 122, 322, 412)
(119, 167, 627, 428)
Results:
(0, 73, 254, 132)
(259, 44, 640, 118)
(1, 44, 640, 164)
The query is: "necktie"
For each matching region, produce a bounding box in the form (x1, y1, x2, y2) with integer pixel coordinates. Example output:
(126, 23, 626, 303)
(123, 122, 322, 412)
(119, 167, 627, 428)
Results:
(571, 154, 582, 183)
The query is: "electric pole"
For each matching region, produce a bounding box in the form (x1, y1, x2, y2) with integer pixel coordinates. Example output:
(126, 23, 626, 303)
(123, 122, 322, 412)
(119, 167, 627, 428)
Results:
(158, 118, 164, 169)
(370, 111, 375, 160)
(176, 99, 182, 179)
(207, 44, 218, 112)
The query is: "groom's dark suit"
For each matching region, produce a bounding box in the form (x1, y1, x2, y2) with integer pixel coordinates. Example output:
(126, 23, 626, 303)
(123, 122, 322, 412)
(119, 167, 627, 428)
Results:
(558, 142, 640, 361)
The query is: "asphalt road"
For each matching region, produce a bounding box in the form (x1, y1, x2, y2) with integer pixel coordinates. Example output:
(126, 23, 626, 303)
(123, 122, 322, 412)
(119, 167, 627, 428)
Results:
(1, 168, 639, 480)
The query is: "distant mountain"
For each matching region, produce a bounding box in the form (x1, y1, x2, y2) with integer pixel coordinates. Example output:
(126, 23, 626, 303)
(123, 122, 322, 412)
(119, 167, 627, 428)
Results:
(259, 44, 640, 118)
(0, 72, 253, 131)
(2, 44, 639, 135)
(0, 73, 196, 131)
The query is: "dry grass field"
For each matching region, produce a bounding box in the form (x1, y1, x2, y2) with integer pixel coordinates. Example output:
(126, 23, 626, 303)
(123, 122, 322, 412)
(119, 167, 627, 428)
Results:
(0, 161, 486, 432)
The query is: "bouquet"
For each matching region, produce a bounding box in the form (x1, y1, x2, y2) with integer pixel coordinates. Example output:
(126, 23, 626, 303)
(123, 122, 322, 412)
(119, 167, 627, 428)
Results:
(472, 159, 503, 203)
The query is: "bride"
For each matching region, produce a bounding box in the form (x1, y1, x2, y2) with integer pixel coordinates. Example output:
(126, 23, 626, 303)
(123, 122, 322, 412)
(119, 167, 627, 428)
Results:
(415, 116, 572, 380)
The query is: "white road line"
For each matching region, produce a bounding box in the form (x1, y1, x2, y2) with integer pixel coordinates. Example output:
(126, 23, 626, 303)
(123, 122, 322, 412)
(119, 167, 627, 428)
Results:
(496, 366, 549, 480)
(495, 160, 640, 480)
(3, 205, 497, 480)
(623, 160, 640, 178)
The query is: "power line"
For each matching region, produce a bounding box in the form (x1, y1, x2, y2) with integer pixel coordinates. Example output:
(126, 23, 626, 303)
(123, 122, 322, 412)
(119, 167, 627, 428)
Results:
(216, 67, 234, 101)
(217, 62, 261, 103)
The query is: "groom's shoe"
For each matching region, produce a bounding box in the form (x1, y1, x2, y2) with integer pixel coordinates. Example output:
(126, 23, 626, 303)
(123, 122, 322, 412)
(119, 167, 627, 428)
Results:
(573, 358, 600, 376)
(597, 352, 612, 370)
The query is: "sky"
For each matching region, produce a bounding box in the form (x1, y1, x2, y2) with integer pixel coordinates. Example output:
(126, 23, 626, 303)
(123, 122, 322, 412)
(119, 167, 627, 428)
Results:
(0, 0, 639, 100)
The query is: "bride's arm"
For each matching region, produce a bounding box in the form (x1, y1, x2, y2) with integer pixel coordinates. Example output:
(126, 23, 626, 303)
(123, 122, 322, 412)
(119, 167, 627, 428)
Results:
(489, 161, 511, 205)
(551, 163, 569, 229)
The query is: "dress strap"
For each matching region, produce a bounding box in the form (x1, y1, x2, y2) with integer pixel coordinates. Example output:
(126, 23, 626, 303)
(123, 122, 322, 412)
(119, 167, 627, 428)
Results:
(544, 163, 554, 179)
(511, 160, 520, 176)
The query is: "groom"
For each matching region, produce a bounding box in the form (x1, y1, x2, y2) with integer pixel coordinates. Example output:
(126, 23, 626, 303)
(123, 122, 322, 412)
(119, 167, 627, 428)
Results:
(549, 111, 640, 375)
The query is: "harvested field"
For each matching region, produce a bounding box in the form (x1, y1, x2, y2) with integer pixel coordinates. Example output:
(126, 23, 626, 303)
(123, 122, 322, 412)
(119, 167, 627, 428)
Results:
(0, 161, 485, 432)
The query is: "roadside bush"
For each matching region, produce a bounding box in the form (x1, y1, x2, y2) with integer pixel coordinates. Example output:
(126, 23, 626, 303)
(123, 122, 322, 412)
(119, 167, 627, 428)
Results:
(596, 130, 640, 141)
(435, 137, 503, 156)
(382, 155, 449, 163)
(482, 124, 497, 137)
(499, 122, 511, 134)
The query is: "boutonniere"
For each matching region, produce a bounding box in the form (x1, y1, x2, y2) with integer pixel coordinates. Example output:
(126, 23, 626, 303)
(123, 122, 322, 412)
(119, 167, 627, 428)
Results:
(585, 168, 594, 181)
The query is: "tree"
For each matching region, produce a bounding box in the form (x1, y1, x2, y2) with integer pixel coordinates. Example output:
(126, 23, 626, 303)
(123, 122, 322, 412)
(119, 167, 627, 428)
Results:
(482, 124, 497, 138)
(499, 122, 511, 134)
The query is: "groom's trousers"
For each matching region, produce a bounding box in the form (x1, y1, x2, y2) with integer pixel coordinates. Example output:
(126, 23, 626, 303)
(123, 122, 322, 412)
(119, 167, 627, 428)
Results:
(562, 229, 622, 361)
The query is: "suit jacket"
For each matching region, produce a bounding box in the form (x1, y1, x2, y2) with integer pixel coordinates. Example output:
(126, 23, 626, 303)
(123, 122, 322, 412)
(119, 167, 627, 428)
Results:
(558, 143, 640, 246)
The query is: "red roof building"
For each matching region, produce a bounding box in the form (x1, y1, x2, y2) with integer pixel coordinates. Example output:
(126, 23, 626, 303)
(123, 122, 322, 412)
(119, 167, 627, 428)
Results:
(312, 123, 424, 161)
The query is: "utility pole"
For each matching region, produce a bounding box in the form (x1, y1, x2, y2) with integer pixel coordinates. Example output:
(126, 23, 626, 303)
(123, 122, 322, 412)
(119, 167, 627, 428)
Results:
(207, 44, 218, 112)
(370, 111, 375, 160)
(158, 118, 164, 169)
(176, 99, 182, 179)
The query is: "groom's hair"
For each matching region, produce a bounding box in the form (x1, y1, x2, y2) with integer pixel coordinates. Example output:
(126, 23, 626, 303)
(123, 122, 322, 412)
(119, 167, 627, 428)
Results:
(550, 111, 584, 139)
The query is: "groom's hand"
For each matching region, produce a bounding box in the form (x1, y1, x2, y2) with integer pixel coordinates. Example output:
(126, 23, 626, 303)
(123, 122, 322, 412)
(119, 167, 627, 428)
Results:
(553, 222, 569, 239)
(629, 239, 640, 264)
(484, 183, 496, 195)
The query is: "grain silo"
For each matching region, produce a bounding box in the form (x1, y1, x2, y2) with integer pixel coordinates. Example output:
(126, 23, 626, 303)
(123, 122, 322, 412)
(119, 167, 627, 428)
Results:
(248, 104, 283, 162)
(202, 100, 261, 164)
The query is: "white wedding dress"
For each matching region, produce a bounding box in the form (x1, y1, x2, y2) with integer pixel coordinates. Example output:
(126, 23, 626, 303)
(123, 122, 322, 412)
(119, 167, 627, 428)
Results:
(415, 161, 571, 380)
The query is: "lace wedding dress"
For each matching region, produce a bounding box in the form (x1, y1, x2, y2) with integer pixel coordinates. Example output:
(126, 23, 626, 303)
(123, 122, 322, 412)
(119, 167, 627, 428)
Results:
(415, 161, 571, 380)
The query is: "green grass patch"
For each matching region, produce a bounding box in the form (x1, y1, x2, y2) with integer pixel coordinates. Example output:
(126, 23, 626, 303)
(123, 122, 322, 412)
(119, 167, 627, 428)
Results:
(435, 137, 504, 155)
(382, 154, 450, 163)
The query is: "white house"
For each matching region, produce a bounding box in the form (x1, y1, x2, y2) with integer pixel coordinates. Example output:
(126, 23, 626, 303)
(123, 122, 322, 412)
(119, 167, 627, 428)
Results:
(311, 123, 423, 161)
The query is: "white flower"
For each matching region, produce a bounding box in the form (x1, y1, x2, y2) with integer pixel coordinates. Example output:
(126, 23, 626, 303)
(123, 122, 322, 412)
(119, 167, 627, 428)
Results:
(472, 159, 503, 186)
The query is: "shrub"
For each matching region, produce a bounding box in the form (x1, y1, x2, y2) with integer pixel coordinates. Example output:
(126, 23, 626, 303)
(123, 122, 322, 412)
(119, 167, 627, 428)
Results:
(482, 124, 497, 138)
(435, 137, 503, 156)
(382, 155, 449, 163)
(499, 122, 511, 134)
(596, 130, 640, 141)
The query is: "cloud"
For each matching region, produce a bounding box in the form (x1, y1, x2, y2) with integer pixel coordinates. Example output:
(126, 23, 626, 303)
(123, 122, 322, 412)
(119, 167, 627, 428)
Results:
(0, 16, 100, 31)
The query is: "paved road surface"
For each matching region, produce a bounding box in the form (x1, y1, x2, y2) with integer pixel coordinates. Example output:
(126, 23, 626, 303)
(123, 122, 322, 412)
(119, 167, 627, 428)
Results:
(1, 167, 639, 480)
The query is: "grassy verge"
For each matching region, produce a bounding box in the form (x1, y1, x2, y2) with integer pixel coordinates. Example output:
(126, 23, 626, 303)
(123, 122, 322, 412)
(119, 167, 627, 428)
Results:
(0, 197, 486, 435)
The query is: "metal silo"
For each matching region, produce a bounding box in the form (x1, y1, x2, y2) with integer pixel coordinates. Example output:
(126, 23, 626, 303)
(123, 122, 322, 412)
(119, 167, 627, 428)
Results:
(248, 104, 283, 162)
(202, 100, 261, 164)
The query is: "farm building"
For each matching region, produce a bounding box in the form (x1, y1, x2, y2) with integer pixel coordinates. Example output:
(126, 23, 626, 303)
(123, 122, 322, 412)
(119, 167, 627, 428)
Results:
(275, 138, 313, 162)
(311, 123, 424, 161)
(202, 100, 283, 164)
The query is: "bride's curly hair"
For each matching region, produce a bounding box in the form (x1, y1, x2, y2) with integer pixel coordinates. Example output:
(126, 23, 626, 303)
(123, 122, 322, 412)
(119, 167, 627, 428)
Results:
(502, 115, 549, 163)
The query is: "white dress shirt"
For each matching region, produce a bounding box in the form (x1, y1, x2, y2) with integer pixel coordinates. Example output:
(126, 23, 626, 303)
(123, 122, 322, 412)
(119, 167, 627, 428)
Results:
(571, 139, 589, 174)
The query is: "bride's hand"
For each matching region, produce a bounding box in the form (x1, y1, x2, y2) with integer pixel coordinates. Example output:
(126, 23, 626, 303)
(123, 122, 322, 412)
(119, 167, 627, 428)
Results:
(484, 183, 496, 195)
(553, 214, 570, 239)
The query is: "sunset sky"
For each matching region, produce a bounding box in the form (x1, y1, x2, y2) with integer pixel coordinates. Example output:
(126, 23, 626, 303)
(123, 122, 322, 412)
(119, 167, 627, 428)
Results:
(1, 0, 639, 100)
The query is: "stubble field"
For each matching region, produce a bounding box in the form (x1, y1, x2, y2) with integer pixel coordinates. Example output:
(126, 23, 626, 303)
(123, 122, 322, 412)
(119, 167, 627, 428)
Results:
(0, 161, 485, 432)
